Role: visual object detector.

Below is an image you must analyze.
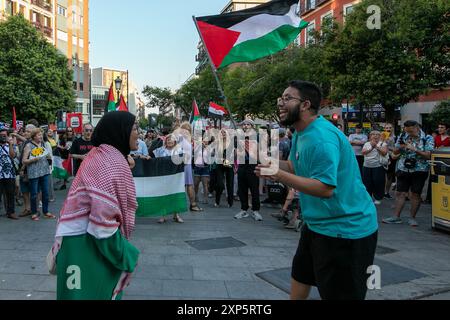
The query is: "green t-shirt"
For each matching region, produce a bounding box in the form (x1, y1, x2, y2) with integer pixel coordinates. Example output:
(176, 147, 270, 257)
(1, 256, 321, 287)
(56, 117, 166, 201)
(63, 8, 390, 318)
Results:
(290, 116, 378, 239)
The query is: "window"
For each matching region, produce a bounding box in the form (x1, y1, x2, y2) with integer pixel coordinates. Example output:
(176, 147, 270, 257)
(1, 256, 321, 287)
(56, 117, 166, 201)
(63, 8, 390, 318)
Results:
(306, 0, 316, 11)
(58, 5, 67, 17)
(73, 81, 77, 90)
(343, 4, 354, 22)
(72, 13, 77, 23)
(321, 11, 333, 26)
(80, 16, 83, 25)
(306, 21, 316, 45)
(75, 103, 83, 113)
(79, 83, 84, 92)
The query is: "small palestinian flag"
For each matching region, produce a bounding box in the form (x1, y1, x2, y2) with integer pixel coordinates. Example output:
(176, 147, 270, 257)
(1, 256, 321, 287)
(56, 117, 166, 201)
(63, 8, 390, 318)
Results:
(195, 0, 308, 69)
(192, 99, 201, 122)
(132, 157, 187, 217)
(116, 94, 128, 112)
(208, 102, 228, 118)
(106, 82, 116, 112)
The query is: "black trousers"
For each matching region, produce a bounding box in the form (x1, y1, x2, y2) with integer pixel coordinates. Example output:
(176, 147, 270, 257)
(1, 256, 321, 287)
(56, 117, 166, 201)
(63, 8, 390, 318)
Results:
(362, 166, 386, 201)
(215, 165, 234, 206)
(238, 164, 260, 211)
(0, 178, 16, 215)
(356, 155, 364, 177)
(209, 167, 217, 194)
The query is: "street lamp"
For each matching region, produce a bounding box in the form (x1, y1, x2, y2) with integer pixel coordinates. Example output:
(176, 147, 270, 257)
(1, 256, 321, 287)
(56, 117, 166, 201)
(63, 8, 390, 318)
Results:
(114, 76, 122, 103)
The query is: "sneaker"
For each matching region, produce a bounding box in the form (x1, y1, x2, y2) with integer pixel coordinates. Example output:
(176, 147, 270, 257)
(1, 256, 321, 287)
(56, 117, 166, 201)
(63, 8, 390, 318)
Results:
(374, 200, 382, 205)
(408, 218, 419, 227)
(208, 193, 213, 198)
(285, 219, 298, 229)
(252, 211, 263, 221)
(234, 210, 249, 219)
(59, 185, 67, 190)
(270, 212, 284, 220)
(382, 216, 403, 224)
(214, 203, 219, 208)
(384, 193, 393, 200)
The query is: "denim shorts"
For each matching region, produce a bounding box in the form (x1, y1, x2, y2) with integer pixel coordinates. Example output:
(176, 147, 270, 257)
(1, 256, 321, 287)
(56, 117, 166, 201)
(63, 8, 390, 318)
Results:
(193, 166, 210, 177)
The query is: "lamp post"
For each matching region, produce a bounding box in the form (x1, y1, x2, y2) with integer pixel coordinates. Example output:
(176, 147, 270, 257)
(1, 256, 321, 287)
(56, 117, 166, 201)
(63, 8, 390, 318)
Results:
(114, 76, 122, 103)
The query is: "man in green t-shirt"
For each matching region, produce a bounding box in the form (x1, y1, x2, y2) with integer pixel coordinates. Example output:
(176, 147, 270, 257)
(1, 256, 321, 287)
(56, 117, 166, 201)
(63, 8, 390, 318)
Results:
(256, 80, 378, 300)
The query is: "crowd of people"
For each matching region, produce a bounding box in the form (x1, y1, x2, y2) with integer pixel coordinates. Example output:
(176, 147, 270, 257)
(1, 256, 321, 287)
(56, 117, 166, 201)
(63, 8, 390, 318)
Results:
(0, 89, 447, 300)
(347, 120, 449, 227)
(0, 120, 95, 221)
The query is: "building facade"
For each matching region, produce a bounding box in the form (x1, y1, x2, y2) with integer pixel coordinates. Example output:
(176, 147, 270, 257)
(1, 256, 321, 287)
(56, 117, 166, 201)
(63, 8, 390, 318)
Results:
(298, 0, 450, 128)
(91, 67, 141, 127)
(195, 0, 269, 75)
(0, 0, 90, 124)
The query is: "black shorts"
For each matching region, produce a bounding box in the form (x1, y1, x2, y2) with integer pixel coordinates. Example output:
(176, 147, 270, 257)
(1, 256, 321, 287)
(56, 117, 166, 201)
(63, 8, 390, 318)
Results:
(396, 171, 428, 195)
(292, 224, 378, 300)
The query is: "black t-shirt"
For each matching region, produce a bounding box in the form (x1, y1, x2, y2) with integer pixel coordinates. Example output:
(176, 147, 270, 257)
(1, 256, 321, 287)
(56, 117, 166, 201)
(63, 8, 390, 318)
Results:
(70, 138, 94, 175)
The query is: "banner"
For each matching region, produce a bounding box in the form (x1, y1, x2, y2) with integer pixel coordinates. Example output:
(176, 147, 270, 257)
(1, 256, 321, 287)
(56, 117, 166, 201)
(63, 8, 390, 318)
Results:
(132, 157, 187, 217)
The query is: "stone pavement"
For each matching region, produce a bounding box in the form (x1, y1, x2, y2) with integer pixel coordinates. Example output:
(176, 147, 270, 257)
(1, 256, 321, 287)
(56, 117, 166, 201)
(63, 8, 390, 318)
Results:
(0, 187, 449, 300)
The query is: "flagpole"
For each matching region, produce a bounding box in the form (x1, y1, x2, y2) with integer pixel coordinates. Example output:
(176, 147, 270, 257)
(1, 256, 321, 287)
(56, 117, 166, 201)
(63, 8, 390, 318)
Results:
(192, 15, 237, 129)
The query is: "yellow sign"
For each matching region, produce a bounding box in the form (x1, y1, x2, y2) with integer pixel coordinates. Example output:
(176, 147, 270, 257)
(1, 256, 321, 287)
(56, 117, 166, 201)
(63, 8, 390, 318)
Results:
(363, 123, 371, 129)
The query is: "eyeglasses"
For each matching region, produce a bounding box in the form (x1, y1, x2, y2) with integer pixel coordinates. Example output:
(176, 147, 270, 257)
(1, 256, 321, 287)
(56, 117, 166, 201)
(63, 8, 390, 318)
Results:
(84, 129, 93, 132)
(278, 96, 305, 104)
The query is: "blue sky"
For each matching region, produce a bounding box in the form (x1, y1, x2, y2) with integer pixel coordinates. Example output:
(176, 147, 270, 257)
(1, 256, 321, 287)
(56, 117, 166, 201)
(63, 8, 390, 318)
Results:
(90, 0, 226, 92)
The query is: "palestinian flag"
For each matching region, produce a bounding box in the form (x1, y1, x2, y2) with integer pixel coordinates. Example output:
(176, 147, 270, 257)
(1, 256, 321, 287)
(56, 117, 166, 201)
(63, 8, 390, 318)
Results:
(195, 0, 308, 69)
(208, 102, 228, 118)
(106, 82, 116, 112)
(53, 155, 71, 180)
(132, 157, 187, 217)
(191, 99, 201, 122)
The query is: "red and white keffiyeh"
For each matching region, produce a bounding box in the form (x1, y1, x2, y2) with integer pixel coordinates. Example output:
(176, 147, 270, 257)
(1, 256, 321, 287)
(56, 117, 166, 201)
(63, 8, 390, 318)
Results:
(57, 144, 137, 239)
(47, 144, 137, 275)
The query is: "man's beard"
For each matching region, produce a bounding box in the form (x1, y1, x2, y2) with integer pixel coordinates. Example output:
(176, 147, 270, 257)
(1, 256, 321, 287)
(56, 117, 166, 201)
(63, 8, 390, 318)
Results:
(280, 106, 300, 127)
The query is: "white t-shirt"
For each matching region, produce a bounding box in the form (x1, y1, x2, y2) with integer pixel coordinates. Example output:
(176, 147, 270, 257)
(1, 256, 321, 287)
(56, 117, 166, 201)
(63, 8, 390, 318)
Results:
(362, 141, 387, 168)
(349, 133, 368, 156)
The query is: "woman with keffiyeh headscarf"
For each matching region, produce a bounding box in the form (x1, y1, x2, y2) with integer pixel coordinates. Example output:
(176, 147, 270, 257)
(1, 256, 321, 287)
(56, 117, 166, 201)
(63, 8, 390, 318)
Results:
(47, 112, 140, 300)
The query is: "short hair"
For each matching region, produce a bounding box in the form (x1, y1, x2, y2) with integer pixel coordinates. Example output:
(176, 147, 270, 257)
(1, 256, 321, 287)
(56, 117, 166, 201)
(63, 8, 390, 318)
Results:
(355, 124, 363, 129)
(404, 120, 419, 128)
(25, 124, 36, 131)
(30, 128, 42, 139)
(83, 123, 93, 129)
(27, 119, 39, 127)
(288, 80, 323, 114)
(438, 123, 448, 129)
(180, 121, 192, 133)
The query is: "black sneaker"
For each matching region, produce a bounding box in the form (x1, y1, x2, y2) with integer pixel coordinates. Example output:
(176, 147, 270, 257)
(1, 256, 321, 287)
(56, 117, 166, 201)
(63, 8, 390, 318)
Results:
(59, 185, 67, 190)
(384, 193, 393, 199)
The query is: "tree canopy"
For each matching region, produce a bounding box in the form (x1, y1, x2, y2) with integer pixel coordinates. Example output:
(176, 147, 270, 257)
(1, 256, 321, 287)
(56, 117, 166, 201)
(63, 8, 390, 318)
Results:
(0, 15, 75, 124)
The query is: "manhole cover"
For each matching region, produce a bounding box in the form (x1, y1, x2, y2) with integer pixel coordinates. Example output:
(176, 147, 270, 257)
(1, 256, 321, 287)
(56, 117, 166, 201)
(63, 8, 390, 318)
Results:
(186, 237, 246, 251)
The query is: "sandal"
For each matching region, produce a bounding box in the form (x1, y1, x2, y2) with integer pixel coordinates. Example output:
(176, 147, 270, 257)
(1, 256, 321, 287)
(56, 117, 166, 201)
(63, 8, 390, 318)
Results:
(43, 213, 56, 219)
(31, 214, 40, 221)
(173, 215, 184, 223)
(19, 210, 32, 217)
(190, 205, 203, 212)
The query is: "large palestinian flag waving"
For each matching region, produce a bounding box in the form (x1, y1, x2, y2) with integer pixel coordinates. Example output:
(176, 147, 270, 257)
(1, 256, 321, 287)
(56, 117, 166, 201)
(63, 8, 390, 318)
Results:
(195, 0, 308, 69)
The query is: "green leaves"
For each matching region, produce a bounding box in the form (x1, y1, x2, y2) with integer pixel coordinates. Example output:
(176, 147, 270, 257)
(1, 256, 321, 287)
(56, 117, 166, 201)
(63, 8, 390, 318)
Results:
(0, 15, 75, 124)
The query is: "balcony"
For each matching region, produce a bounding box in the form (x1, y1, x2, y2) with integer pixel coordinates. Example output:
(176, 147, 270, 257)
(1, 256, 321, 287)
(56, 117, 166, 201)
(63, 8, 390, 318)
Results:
(32, 21, 53, 38)
(300, 0, 331, 15)
(31, 0, 53, 13)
